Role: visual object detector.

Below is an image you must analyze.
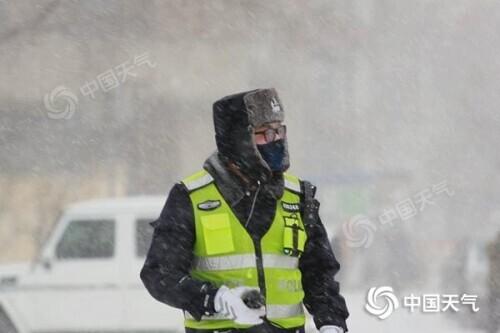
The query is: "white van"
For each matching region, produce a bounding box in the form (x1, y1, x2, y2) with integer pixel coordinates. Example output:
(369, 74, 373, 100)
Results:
(0, 196, 185, 333)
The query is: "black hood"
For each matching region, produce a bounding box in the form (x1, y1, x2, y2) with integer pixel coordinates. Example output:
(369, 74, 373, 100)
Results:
(212, 88, 290, 183)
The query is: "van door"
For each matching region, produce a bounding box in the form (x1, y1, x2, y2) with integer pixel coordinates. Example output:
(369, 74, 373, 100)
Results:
(121, 217, 184, 332)
(18, 218, 122, 332)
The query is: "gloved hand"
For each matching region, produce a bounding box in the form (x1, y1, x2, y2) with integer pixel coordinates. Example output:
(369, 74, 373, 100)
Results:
(319, 325, 345, 333)
(214, 285, 266, 325)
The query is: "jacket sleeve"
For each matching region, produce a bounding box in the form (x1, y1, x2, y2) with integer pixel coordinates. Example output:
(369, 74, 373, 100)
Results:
(299, 183, 350, 332)
(140, 183, 219, 320)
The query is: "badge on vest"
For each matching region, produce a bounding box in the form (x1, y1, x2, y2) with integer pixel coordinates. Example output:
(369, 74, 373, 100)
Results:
(197, 200, 221, 211)
(282, 201, 300, 213)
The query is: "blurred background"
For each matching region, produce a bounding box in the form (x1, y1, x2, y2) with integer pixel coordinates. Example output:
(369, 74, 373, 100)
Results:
(0, 0, 499, 332)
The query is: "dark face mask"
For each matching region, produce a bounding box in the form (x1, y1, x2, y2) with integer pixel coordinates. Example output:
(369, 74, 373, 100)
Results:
(257, 139, 285, 172)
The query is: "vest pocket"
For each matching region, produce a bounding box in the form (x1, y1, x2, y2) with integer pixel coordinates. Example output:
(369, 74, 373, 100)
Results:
(201, 213, 235, 255)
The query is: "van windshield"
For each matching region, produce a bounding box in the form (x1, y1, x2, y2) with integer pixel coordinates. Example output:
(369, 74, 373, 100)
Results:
(55, 220, 115, 259)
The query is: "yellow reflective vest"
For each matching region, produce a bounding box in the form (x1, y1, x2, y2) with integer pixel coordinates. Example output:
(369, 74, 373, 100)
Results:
(181, 169, 308, 330)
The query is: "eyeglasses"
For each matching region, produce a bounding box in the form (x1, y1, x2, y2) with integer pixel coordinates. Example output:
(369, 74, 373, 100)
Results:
(254, 125, 287, 143)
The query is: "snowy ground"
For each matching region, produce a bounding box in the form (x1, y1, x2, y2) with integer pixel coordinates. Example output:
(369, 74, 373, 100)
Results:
(333, 291, 487, 333)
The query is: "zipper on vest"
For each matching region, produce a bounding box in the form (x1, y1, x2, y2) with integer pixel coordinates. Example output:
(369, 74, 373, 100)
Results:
(252, 235, 267, 314)
(244, 180, 268, 316)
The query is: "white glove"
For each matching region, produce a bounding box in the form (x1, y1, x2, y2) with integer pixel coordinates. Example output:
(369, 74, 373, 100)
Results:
(214, 285, 265, 325)
(319, 325, 345, 333)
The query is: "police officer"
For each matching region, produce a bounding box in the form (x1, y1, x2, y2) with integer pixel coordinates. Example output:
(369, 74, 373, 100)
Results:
(140, 88, 349, 333)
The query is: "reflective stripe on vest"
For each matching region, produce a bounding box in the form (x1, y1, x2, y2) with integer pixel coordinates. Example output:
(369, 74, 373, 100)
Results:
(193, 254, 299, 271)
(184, 303, 304, 321)
(181, 169, 307, 330)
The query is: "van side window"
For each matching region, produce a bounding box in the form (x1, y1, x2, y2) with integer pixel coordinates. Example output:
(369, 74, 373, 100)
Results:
(56, 220, 115, 259)
(136, 219, 154, 257)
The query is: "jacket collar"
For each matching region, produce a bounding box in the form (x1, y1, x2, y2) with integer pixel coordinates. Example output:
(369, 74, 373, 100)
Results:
(203, 151, 284, 208)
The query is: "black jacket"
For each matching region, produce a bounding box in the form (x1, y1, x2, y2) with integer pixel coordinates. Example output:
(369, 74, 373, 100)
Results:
(140, 152, 349, 332)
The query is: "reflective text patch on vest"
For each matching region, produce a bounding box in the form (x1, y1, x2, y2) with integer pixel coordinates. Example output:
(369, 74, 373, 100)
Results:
(283, 215, 306, 257)
(282, 201, 300, 213)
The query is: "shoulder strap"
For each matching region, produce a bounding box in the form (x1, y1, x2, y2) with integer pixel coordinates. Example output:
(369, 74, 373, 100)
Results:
(181, 169, 214, 192)
(283, 172, 302, 194)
